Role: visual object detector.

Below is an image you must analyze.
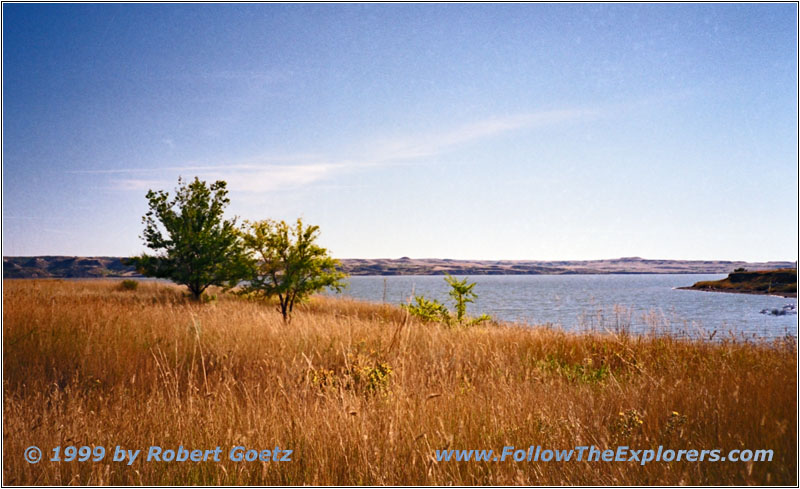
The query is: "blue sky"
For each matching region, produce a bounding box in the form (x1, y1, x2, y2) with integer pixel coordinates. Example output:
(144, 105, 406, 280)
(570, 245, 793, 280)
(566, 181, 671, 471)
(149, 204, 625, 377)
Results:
(3, 3, 797, 260)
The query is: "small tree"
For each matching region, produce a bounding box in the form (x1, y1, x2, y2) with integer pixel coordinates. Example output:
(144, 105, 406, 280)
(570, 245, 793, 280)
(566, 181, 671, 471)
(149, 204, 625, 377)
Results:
(444, 274, 477, 322)
(241, 218, 346, 322)
(129, 177, 249, 300)
(403, 275, 491, 326)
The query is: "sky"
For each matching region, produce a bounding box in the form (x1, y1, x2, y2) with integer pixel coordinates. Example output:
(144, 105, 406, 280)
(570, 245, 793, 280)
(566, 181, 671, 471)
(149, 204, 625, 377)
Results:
(2, 3, 797, 261)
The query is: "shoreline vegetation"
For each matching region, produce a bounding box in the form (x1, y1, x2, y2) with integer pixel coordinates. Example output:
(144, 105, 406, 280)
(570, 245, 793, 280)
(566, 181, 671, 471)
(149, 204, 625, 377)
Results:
(679, 268, 797, 298)
(3, 279, 796, 485)
(3, 255, 796, 279)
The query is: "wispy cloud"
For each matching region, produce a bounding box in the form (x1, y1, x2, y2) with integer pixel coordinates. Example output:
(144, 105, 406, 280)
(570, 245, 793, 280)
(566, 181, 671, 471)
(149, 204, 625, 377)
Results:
(92, 161, 349, 193)
(361, 108, 596, 164)
(195, 162, 348, 192)
(68, 152, 325, 175)
(41, 228, 75, 236)
(79, 108, 597, 193)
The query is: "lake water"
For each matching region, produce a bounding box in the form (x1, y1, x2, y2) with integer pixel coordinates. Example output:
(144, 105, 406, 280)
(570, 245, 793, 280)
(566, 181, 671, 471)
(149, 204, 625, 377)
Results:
(330, 274, 798, 339)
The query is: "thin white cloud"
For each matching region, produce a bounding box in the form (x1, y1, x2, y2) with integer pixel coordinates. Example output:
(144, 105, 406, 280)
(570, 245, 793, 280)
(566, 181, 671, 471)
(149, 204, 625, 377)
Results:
(106, 163, 346, 193)
(196, 163, 348, 192)
(68, 152, 324, 175)
(84, 108, 597, 193)
(354, 108, 597, 165)
(42, 228, 75, 235)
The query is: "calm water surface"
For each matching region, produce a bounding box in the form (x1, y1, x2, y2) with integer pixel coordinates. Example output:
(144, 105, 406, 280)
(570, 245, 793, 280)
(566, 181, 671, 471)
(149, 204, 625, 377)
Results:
(331, 274, 797, 339)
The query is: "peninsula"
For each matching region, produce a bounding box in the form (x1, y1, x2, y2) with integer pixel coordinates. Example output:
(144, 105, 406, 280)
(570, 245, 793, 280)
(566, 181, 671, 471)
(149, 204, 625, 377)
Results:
(680, 268, 797, 298)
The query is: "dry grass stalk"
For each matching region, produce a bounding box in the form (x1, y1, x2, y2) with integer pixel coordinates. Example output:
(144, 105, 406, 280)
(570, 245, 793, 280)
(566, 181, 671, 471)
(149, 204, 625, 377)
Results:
(3, 279, 796, 485)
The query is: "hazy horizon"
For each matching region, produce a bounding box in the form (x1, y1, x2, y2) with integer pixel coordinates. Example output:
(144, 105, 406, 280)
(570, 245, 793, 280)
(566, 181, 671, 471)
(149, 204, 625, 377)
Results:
(2, 254, 796, 264)
(3, 4, 797, 262)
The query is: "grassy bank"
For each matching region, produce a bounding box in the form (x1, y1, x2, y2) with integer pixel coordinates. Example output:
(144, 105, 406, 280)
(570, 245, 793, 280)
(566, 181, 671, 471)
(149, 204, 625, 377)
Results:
(687, 268, 797, 298)
(3, 279, 796, 485)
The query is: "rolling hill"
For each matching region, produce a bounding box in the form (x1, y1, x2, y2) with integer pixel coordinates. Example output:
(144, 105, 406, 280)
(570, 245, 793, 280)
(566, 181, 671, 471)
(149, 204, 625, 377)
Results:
(3, 255, 795, 279)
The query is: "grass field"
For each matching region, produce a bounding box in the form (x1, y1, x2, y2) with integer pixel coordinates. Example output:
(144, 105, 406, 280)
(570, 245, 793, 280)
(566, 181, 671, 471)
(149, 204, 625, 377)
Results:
(3, 279, 796, 485)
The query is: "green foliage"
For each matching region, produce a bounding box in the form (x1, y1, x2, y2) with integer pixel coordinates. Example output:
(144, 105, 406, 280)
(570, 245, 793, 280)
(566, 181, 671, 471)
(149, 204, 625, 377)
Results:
(349, 349, 394, 395)
(538, 354, 610, 384)
(128, 177, 249, 300)
(403, 275, 492, 327)
(468, 314, 493, 326)
(403, 295, 451, 324)
(357, 361, 393, 394)
(240, 218, 347, 322)
(119, 279, 139, 291)
(309, 352, 393, 397)
(444, 274, 477, 322)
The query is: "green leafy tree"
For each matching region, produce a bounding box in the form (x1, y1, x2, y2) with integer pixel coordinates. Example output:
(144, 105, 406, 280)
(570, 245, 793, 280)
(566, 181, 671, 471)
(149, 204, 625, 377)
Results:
(240, 218, 347, 322)
(129, 177, 249, 300)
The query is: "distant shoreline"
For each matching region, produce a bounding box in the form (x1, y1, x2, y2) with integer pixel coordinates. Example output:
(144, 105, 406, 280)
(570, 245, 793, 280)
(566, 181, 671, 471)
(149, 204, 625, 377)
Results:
(678, 268, 797, 298)
(3, 255, 796, 279)
(676, 286, 797, 299)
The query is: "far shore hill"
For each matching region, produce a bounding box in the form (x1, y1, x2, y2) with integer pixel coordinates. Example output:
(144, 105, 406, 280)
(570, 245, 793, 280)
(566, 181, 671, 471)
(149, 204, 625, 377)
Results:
(2, 255, 796, 279)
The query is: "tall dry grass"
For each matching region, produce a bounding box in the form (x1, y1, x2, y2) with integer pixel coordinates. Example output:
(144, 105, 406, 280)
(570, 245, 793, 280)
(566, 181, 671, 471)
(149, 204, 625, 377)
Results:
(3, 279, 796, 485)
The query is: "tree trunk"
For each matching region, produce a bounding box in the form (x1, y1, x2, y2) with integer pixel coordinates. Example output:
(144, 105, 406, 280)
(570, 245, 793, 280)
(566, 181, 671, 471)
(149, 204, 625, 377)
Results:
(189, 283, 204, 301)
(279, 295, 289, 323)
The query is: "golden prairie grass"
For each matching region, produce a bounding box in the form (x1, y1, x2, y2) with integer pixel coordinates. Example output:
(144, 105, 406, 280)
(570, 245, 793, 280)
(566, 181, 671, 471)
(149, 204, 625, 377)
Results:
(2, 279, 796, 485)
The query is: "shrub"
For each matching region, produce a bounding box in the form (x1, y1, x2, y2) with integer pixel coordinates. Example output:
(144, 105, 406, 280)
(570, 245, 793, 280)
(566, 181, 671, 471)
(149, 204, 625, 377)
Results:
(403, 295, 451, 324)
(119, 279, 139, 291)
(402, 275, 492, 326)
(308, 345, 393, 396)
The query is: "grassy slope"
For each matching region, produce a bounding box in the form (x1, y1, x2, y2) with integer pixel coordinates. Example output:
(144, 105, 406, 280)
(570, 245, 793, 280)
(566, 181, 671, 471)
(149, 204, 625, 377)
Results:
(691, 268, 797, 297)
(3, 280, 796, 485)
